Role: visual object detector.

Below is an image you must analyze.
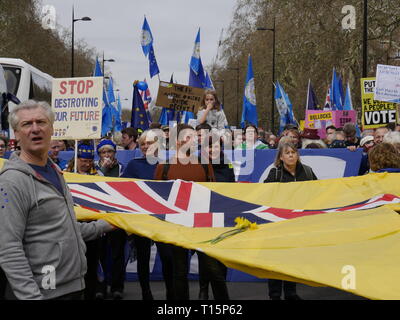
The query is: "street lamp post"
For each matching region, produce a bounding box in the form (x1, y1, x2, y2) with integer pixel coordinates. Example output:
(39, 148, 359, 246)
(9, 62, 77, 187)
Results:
(102, 52, 115, 74)
(71, 6, 91, 77)
(362, 0, 368, 78)
(257, 16, 276, 132)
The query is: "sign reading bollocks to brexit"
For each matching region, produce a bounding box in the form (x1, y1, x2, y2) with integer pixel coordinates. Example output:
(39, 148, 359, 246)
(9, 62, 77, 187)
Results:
(51, 77, 103, 140)
(360, 77, 398, 129)
(156, 81, 204, 113)
(305, 110, 356, 139)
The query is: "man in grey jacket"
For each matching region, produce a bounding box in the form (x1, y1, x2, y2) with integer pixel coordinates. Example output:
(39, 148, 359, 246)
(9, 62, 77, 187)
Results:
(0, 100, 115, 300)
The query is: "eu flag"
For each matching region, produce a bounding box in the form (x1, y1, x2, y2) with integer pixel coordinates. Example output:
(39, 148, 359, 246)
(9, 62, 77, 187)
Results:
(149, 45, 160, 78)
(275, 82, 297, 134)
(190, 28, 201, 75)
(141, 17, 154, 57)
(114, 94, 122, 132)
(331, 68, 343, 111)
(131, 84, 150, 130)
(101, 88, 113, 137)
(186, 29, 205, 123)
(107, 77, 116, 104)
(93, 57, 103, 77)
(306, 79, 319, 110)
(241, 55, 257, 128)
(205, 71, 215, 90)
(159, 108, 176, 126)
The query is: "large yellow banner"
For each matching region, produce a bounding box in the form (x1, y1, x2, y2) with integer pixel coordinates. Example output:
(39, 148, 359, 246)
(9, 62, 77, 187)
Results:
(2, 158, 400, 299)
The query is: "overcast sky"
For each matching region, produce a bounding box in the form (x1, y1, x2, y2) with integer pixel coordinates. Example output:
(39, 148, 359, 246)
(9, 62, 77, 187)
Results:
(41, 0, 237, 111)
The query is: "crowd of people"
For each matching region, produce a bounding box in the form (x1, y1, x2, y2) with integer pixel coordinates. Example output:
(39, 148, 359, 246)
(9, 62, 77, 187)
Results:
(0, 92, 400, 300)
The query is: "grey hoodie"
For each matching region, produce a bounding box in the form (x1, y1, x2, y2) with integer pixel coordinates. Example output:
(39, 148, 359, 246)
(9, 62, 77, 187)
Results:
(0, 152, 113, 300)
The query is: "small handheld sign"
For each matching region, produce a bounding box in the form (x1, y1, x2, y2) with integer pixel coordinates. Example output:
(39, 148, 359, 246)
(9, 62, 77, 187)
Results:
(155, 81, 205, 114)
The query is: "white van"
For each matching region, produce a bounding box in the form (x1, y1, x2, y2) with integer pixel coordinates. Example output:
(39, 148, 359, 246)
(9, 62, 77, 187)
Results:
(0, 58, 53, 137)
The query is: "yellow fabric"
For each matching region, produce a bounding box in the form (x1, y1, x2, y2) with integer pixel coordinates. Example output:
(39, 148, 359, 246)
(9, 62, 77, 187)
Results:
(2, 157, 400, 299)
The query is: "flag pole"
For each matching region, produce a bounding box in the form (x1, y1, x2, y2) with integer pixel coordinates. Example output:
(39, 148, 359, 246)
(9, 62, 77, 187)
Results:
(74, 139, 78, 173)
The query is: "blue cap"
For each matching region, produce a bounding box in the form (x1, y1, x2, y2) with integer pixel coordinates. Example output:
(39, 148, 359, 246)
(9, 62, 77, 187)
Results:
(96, 139, 116, 155)
(77, 143, 95, 159)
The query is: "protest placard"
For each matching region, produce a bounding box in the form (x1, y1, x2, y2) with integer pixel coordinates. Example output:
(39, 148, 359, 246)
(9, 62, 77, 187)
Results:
(305, 110, 355, 138)
(155, 81, 204, 113)
(51, 77, 103, 139)
(375, 64, 400, 103)
(361, 77, 398, 129)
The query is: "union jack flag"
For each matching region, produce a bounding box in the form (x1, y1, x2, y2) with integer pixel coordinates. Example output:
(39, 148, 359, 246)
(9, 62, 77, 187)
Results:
(69, 180, 400, 228)
(140, 79, 152, 123)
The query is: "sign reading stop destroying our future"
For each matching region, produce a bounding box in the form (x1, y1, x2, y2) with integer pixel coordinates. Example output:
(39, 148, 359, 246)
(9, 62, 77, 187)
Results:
(361, 77, 398, 129)
(155, 81, 204, 113)
(51, 77, 103, 140)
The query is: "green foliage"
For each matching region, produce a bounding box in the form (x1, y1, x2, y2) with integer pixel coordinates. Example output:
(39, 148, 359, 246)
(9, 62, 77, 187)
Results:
(0, 0, 98, 78)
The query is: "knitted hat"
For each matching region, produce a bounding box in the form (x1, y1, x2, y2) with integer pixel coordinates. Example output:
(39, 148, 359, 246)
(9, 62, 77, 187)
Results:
(77, 143, 95, 159)
(96, 139, 116, 154)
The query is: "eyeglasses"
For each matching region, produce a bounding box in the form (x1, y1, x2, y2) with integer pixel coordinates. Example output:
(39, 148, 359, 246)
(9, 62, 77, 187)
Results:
(0, 145, 6, 149)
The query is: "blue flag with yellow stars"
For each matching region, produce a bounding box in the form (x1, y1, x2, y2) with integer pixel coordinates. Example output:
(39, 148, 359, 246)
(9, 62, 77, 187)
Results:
(131, 84, 150, 130)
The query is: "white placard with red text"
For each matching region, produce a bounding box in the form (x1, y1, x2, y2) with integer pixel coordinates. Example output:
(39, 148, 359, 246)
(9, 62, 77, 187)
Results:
(51, 77, 103, 140)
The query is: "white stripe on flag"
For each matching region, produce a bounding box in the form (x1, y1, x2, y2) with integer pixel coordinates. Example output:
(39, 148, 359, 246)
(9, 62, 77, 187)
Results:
(187, 182, 211, 213)
(165, 213, 195, 227)
(212, 213, 225, 227)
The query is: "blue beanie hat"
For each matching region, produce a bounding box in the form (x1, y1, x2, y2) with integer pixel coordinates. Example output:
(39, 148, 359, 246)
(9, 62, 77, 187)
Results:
(77, 143, 95, 159)
(96, 139, 116, 155)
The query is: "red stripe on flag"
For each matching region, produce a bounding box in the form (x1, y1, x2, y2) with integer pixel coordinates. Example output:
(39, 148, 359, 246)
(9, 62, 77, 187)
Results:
(108, 182, 179, 214)
(174, 181, 192, 211)
(70, 189, 138, 212)
(264, 207, 325, 219)
(194, 213, 213, 228)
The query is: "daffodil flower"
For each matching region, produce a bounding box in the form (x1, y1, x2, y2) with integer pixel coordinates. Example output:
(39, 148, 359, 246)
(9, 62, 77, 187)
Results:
(200, 217, 258, 245)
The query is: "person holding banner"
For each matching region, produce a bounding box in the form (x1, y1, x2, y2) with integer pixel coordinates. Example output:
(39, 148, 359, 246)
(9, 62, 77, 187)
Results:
(0, 100, 115, 300)
(264, 141, 317, 300)
(197, 90, 227, 130)
(93, 139, 127, 300)
(196, 132, 233, 300)
(121, 129, 175, 301)
(154, 124, 216, 300)
(65, 142, 104, 300)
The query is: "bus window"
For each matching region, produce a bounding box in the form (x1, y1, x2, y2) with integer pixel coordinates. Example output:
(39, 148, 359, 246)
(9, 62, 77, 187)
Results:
(30, 71, 52, 103)
(2, 66, 21, 96)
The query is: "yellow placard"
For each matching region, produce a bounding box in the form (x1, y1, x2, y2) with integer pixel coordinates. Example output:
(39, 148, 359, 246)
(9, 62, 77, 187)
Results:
(307, 112, 333, 122)
(361, 78, 398, 129)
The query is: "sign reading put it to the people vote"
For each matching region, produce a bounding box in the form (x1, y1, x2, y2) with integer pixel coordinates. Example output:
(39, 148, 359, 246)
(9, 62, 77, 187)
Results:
(360, 77, 398, 129)
(51, 77, 103, 140)
(155, 81, 204, 113)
